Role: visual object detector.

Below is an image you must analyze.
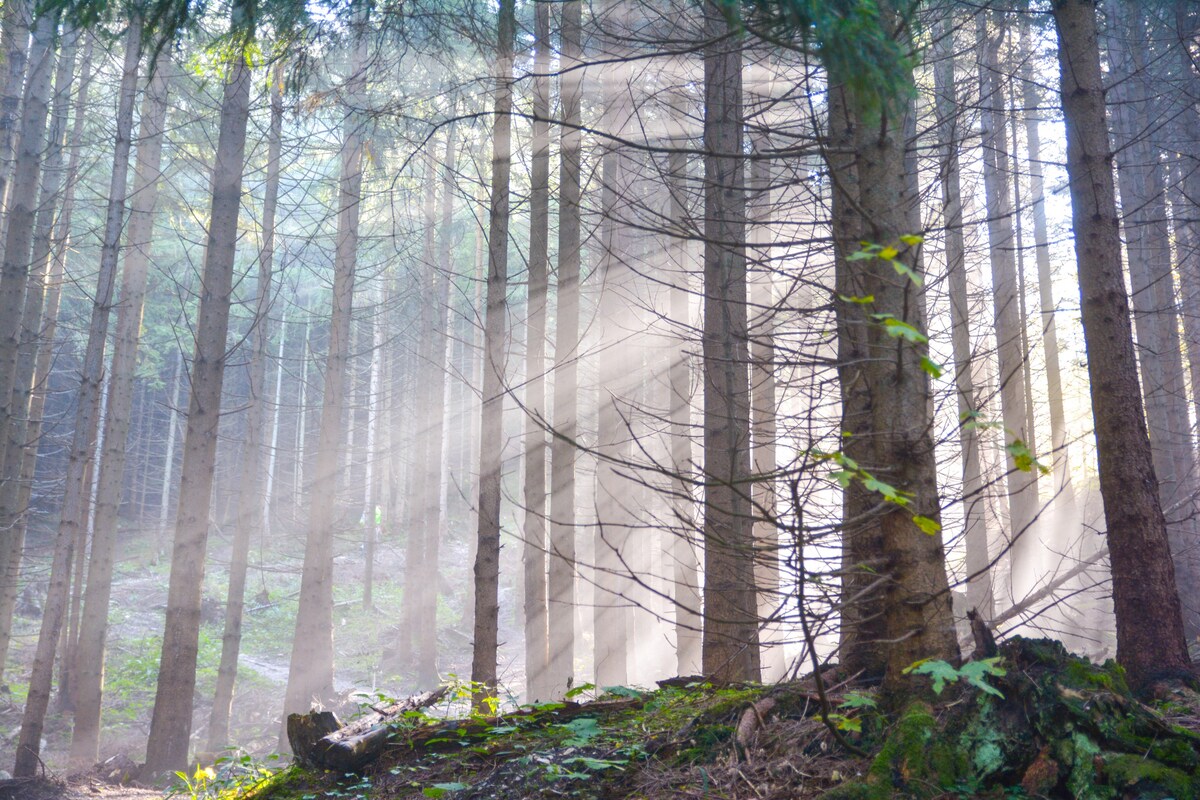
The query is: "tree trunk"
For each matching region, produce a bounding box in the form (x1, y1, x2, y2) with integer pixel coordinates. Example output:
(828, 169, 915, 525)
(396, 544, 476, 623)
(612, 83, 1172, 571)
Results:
(143, 12, 251, 773)
(284, 8, 368, 724)
(0, 0, 29, 223)
(700, 1, 758, 682)
(207, 60, 283, 753)
(12, 18, 133, 777)
(0, 27, 82, 683)
(470, 0, 514, 703)
(1049, 0, 1191, 687)
(826, 1, 959, 699)
(1105, 0, 1200, 641)
(933, 13, 991, 617)
(68, 47, 169, 766)
(977, 10, 1038, 600)
(522, 0, 550, 703)
(1019, 7, 1076, 515)
(547, 0, 582, 700)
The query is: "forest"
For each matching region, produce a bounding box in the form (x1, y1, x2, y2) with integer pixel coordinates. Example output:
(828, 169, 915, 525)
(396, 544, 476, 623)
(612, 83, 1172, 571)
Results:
(0, 0, 1199, 796)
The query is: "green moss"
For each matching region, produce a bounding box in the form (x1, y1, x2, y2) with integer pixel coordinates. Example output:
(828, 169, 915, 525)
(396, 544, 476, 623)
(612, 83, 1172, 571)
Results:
(1102, 753, 1197, 799)
(1056, 731, 1113, 800)
(1062, 658, 1128, 695)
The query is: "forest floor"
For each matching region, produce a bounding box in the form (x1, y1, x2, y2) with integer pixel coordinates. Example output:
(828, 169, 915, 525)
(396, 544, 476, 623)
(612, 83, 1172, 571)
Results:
(14, 637, 1199, 800)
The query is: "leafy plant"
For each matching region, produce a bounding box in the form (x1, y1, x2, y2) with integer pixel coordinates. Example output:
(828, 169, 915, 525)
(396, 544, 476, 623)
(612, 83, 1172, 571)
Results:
(903, 657, 1007, 698)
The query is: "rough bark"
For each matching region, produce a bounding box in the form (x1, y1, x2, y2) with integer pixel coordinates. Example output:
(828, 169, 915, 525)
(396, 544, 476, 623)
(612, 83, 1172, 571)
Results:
(1050, 0, 1191, 687)
(143, 13, 250, 773)
(826, 2, 959, 698)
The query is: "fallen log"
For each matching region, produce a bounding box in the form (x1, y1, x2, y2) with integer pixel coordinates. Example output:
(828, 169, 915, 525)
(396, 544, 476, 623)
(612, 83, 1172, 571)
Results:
(287, 687, 448, 772)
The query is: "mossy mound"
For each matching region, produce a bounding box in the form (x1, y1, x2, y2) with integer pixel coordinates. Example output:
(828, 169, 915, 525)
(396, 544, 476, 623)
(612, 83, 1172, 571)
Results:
(825, 638, 1200, 799)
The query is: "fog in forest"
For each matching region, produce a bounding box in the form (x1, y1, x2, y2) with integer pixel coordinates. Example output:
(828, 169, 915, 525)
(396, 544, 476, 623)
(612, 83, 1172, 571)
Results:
(0, 0, 1195, 782)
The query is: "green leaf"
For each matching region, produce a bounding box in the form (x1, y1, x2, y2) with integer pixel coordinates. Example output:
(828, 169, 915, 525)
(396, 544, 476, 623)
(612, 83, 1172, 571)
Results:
(919, 356, 944, 379)
(564, 683, 595, 699)
(423, 783, 468, 798)
(838, 293, 875, 305)
(560, 717, 602, 747)
(900, 234, 924, 246)
(828, 713, 862, 732)
(890, 258, 924, 286)
(839, 691, 878, 710)
(830, 469, 855, 489)
(879, 245, 899, 260)
(847, 248, 877, 261)
(871, 313, 929, 345)
(601, 685, 644, 699)
(902, 659, 960, 694)
(862, 475, 908, 506)
(912, 515, 941, 535)
(958, 659, 1007, 698)
(1005, 439, 1048, 475)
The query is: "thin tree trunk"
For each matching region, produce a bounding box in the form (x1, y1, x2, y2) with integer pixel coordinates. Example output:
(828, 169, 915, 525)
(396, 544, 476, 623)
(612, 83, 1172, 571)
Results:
(143, 11, 251, 773)
(68, 48, 169, 766)
(0, 26, 80, 683)
(1050, 0, 1191, 687)
(977, 11, 1038, 599)
(206, 60, 283, 753)
(522, 0, 550, 703)
(0, 0, 29, 223)
(13, 17, 133, 778)
(700, 0, 758, 682)
(933, 13, 991, 617)
(470, 0, 514, 703)
(547, 0, 582, 701)
(1020, 7, 1076, 512)
(283, 8, 368, 723)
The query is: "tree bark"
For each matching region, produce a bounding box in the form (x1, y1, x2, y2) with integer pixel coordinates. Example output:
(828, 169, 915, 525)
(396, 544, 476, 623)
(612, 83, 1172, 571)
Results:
(13, 16, 132, 778)
(1049, 0, 1191, 687)
(933, 13, 991, 617)
(69, 47, 170, 767)
(700, 0, 759, 682)
(547, 0, 582, 701)
(470, 0, 514, 703)
(143, 10, 251, 773)
(522, 0, 550, 703)
(284, 7, 369, 723)
(207, 60, 283, 753)
(977, 10, 1038, 599)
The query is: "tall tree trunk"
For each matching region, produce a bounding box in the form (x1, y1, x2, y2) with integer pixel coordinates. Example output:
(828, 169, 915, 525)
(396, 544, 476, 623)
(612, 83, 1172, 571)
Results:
(207, 61, 283, 753)
(826, 1, 959, 699)
(547, 0, 582, 700)
(1019, 7, 1076, 513)
(1105, 0, 1200, 640)
(0, 26, 82, 683)
(1050, 0, 1191, 687)
(0, 0, 29, 223)
(0, 4, 48, 484)
(470, 0, 514, 702)
(933, 13, 991, 617)
(284, 9, 368, 722)
(143, 11, 251, 773)
(13, 17, 133, 778)
(977, 10, 1038, 599)
(522, 0, 550, 703)
(69, 48, 169, 766)
(667, 140, 701, 677)
(700, 0, 758, 682)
